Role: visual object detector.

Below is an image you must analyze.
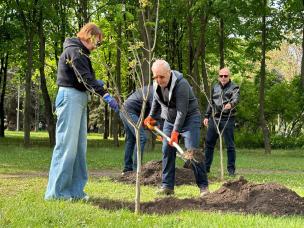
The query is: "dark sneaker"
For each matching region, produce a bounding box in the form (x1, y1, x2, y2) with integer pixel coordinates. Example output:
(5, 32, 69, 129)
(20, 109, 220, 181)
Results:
(200, 187, 209, 197)
(228, 170, 235, 176)
(156, 187, 174, 196)
(121, 169, 133, 175)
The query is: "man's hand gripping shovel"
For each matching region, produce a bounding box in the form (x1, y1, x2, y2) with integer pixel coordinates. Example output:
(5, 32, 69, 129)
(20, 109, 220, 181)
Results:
(146, 123, 205, 164)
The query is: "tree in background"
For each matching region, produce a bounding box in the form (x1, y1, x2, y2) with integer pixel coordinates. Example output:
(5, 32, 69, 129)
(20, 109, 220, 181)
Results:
(1, 0, 303, 151)
(281, 0, 304, 89)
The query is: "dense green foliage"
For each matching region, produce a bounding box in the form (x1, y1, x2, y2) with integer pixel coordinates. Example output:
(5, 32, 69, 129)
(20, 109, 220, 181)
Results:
(0, 0, 303, 148)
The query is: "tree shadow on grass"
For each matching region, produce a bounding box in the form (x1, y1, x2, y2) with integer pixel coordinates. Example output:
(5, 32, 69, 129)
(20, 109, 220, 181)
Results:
(90, 197, 204, 214)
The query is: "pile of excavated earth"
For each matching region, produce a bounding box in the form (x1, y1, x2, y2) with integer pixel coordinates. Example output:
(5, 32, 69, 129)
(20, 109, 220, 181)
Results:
(118, 160, 197, 186)
(97, 160, 304, 216)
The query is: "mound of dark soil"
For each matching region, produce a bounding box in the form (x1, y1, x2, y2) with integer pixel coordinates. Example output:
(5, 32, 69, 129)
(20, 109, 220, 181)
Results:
(117, 160, 196, 186)
(95, 176, 304, 216)
(203, 176, 304, 215)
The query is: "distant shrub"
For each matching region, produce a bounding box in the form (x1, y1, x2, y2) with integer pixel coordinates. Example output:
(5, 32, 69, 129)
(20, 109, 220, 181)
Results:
(235, 131, 264, 148)
(271, 135, 304, 149)
(235, 130, 304, 149)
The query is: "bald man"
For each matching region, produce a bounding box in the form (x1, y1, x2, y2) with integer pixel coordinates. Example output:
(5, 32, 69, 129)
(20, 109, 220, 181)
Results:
(144, 59, 209, 197)
(203, 67, 240, 176)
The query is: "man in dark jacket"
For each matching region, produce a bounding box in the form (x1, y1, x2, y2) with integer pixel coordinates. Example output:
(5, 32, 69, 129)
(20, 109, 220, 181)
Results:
(144, 59, 209, 197)
(120, 86, 154, 174)
(45, 23, 118, 201)
(203, 67, 240, 176)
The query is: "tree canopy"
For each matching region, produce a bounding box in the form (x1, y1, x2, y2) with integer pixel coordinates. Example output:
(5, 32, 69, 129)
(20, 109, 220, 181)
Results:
(0, 0, 303, 151)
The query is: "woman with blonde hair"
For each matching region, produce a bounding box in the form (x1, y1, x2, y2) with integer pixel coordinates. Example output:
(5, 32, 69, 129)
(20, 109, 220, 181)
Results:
(45, 23, 118, 200)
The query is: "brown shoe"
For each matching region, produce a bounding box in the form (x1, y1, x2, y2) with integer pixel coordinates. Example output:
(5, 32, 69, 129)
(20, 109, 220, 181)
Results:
(200, 187, 209, 197)
(156, 187, 174, 196)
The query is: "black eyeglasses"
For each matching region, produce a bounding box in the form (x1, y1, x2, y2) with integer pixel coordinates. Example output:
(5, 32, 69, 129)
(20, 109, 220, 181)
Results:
(96, 41, 102, 47)
(219, 75, 228, 78)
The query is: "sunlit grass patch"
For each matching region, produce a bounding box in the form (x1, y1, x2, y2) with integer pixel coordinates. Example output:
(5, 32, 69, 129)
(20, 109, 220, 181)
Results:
(0, 177, 304, 227)
(1, 131, 304, 226)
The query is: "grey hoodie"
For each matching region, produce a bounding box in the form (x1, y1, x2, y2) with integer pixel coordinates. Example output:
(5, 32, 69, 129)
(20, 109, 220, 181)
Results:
(149, 70, 200, 132)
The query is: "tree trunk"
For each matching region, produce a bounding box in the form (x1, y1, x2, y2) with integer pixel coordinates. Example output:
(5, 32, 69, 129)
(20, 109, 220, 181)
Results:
(134, 129, 141, 214)
(16, 0, 38, 147)
(200, 16, 209, 101)
(113, 20, 122, 147)
(34, 85, 39, 131)
(192, 11, 209, 106)
(103, 50, 111, 139)
(59, 3, 67, 53)
(109, 111, 113, 138)
(87, 106, 89, 133)
(103, 105, 109, 139)
(301, 26, 304, 89)
(16, 85, 21, 131)
(77, 0, 89, 29)
(172, 18, 184, 72)
(38, 10, 56, 146)
(219, 134, 224, 181)
(219, 17, 225, 69)
(0, 53, 8, 137)
(259, 5, 271, 154)
(187, 0, 194, 77)
(138, 6, 152, 85)
(23, 32, 35, 147)
(171, 18, 178, 69)
(138, 5, 155, 150)
(178, 41, 183, 72)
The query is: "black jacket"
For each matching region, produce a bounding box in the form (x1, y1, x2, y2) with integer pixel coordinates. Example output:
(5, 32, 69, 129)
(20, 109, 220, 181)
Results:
(204, 80, 240, 119)
(57, 38, 107, 97)
(124, 86, 154, 118)
(150, 70, 200, 132)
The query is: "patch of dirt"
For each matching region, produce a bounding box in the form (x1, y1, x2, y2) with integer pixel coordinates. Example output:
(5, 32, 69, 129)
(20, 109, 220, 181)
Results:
(203, 176, 304, 215)
(93, 176, 304, 216)
(0, 172, 48, 179)
(0, 170, 121, 179)
(91, 197, 201, 214)
(117, 160, 198, 186)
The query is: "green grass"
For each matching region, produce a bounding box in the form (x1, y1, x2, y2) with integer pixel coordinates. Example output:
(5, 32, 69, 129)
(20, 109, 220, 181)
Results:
(0, 131, 304, 227)
(0, 130, 119, 147)
(0, 143, 162, 173)
(0, 178, 303, 227)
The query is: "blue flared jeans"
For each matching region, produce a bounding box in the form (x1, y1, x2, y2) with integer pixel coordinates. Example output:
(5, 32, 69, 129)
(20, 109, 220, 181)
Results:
(45, 87, 88, 200)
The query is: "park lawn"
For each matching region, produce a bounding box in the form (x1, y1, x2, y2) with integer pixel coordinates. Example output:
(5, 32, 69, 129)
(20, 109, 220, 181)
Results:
(0, 131, 116, 147)
(0, 177, 304, 227)
(0, 130, 304, 226)
(0, 143, 303, 194)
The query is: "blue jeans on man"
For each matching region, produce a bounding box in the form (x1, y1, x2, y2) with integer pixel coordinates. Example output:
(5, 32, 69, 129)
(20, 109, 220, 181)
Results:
(120, 111, 147, 172)
(204, 117, 236, 174)
(161, 115, 208, 189)
(45, 87, 88, 200)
